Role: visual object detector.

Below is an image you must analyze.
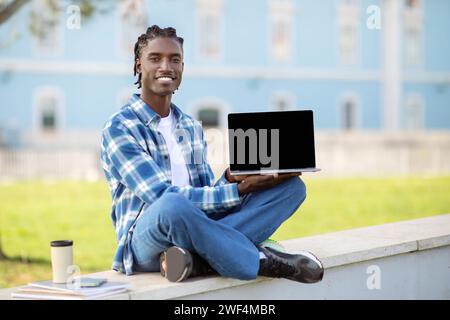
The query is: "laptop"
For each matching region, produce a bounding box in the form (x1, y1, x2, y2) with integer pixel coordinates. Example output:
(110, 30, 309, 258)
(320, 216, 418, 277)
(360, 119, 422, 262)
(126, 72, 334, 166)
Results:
(227, 110, 321, 175)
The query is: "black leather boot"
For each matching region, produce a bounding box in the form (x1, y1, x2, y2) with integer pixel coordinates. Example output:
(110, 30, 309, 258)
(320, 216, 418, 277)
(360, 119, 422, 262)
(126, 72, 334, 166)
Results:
(258, 246, 324, 283)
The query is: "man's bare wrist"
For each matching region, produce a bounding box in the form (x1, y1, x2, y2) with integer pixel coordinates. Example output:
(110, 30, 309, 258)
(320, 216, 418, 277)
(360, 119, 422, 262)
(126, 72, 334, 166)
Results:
(237, 181, 249, 195)
(237, 182, 244, 195)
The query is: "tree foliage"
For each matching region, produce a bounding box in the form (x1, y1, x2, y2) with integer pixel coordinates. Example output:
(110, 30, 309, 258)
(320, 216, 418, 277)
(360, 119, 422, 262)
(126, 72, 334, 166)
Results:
(0, 0, 117, 39)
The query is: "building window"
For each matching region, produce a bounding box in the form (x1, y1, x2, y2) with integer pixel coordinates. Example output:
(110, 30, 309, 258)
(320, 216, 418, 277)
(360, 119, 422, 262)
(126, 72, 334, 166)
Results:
(196, 0, 223, 59)
(31, 0, 64, 56)
(33, 87, 64, 134)
(197, 108, 220, 127)
(41, 107, 56, 130)
(404, 94, 424, 130)
(337, 0, 360, 65)
(341, 96, 358, 130)
(119, 0, 148, 58)
(191, 98, 230, 128)
(403, 0, 423, 66)
(269, 0, 294, 62)
(271, 92, 296, 111)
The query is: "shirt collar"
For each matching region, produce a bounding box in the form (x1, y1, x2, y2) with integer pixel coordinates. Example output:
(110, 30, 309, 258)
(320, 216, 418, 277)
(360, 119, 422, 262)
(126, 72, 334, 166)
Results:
(128, 93, 184, 129)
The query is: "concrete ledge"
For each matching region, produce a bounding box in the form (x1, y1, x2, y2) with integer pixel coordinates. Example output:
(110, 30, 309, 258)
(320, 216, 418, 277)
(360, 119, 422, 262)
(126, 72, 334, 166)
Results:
(2, 214, 450, 300)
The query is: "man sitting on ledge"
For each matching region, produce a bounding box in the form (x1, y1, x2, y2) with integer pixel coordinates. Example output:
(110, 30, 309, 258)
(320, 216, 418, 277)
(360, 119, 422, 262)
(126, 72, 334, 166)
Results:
(100, 25, 324, 284)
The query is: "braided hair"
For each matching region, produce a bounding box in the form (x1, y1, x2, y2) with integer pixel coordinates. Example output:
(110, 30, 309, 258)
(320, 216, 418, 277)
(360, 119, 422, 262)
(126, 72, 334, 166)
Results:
(133, 25, 184, 89)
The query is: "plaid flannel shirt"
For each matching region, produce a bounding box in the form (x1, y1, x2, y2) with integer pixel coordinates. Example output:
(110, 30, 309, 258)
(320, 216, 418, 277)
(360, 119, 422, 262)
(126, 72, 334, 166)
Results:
(101, 94, 241, 275)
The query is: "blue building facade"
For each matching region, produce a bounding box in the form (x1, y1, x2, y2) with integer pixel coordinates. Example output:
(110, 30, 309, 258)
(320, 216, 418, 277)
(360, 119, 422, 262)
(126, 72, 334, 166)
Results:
(0, 0, 449, 148)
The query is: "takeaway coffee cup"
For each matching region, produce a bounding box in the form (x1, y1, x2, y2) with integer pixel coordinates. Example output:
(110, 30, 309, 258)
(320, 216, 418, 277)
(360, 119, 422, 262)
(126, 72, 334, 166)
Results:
(50, 240, 73, 284)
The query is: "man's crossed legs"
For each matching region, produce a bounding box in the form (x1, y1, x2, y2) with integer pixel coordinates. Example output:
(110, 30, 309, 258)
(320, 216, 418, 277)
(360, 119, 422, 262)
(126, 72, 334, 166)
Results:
(130, 177, 324, 283)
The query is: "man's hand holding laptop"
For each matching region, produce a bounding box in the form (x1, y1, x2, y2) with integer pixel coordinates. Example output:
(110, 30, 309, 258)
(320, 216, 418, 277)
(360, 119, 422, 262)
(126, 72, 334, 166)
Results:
(225, 168, 301, 195)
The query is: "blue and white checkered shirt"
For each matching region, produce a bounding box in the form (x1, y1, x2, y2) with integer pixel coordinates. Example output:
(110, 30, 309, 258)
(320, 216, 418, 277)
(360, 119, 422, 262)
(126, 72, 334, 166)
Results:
(101, 94, 241, 275)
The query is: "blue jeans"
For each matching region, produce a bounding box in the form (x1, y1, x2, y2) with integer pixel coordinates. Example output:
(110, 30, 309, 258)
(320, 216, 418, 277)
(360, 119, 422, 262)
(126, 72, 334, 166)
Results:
(130, 177, 307, 280)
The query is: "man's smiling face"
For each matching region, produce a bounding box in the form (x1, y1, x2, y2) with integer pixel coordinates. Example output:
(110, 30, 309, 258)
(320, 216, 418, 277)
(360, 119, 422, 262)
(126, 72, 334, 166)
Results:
(136, 37, 184, 97)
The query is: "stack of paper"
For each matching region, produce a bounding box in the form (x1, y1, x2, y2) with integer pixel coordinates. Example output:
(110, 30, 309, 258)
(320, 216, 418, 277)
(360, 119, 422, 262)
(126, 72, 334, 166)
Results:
(11, 280, 131, 300)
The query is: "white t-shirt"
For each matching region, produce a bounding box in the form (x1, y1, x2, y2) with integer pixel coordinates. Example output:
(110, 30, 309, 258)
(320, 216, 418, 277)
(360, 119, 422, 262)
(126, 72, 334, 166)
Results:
(157, 109, 191, 187)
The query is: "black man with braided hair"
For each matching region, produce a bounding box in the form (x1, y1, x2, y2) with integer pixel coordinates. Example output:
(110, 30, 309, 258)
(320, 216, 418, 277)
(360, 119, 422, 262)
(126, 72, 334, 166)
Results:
(100, 25, 324, 283)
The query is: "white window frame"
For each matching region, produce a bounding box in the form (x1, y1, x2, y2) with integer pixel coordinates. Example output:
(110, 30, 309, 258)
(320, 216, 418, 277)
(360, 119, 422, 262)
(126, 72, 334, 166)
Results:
(196, 0, 223, 61)
(270, 91, 296, 111)
(189, 97, 230, 128)
(268, 0, 295, 63)
(404, 93, 425, 130)
(339, 93, 360, 130)
(117, 0, 148, 59)
(403, 0, 424, 67)
(31, 0, 64, 57)
(32, 86, 65, 134)
(336, 0, 361, 66)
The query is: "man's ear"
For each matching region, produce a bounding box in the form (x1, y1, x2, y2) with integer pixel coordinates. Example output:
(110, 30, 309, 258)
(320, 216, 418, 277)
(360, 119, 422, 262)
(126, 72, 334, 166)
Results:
(136, 58, 141, 73)
(182, 61, 184, 72)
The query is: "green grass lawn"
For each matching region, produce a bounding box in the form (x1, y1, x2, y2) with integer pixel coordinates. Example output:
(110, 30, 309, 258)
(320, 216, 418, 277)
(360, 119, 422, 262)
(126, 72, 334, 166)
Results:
(1, 176, 450, 288)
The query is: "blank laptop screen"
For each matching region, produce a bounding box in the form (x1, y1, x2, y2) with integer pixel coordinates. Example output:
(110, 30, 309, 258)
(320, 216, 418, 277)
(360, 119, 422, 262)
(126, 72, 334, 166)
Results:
(228, 110, 316, 172)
